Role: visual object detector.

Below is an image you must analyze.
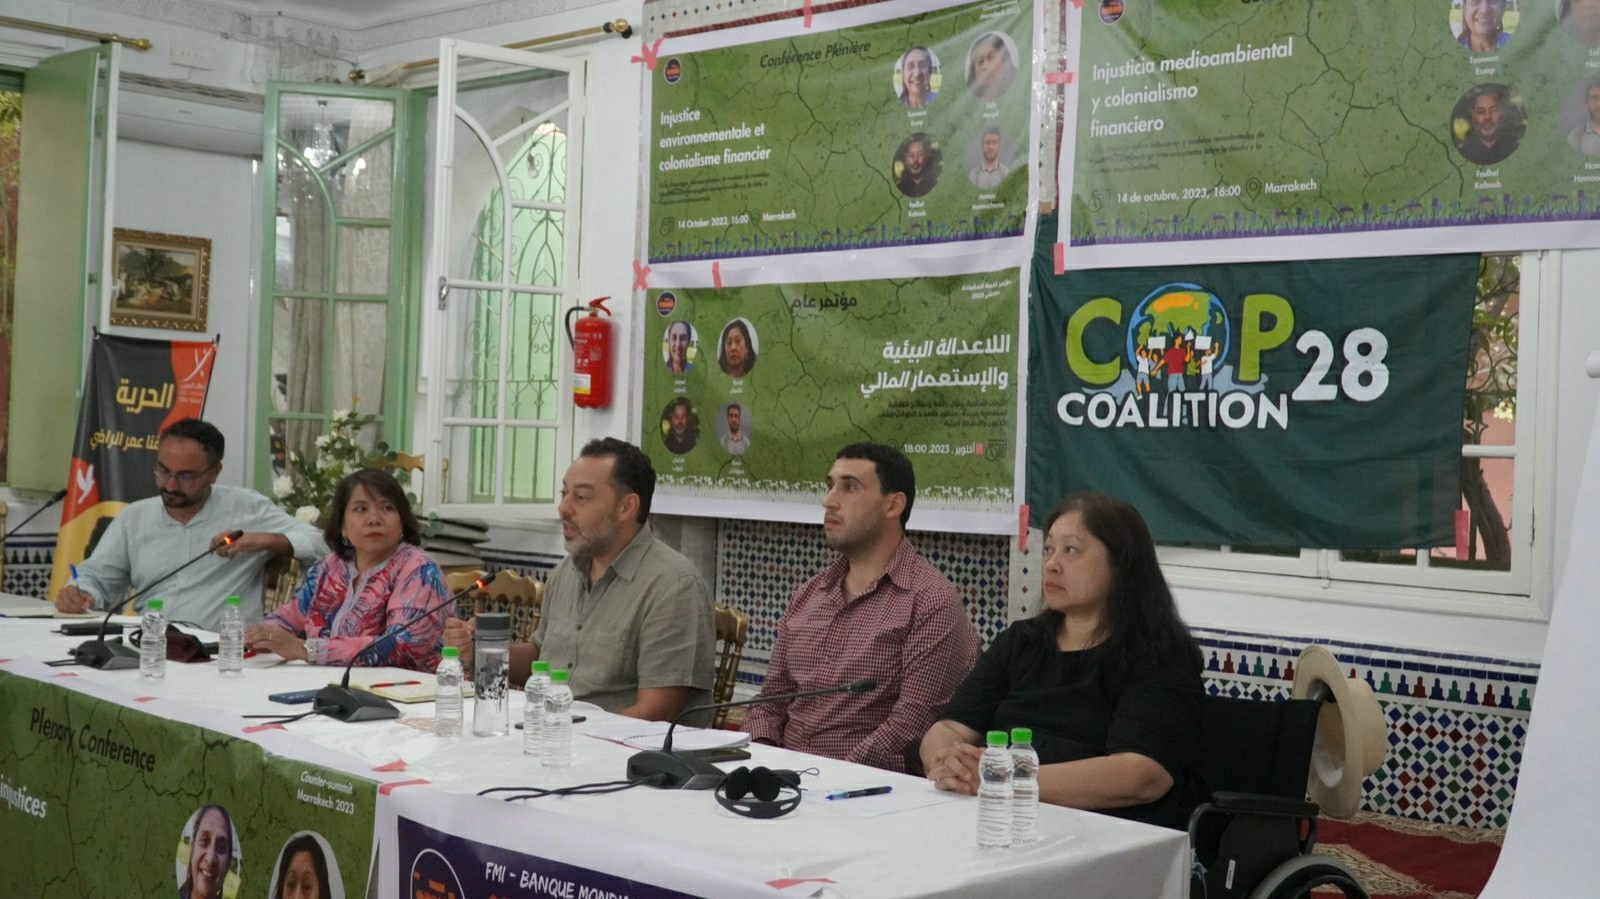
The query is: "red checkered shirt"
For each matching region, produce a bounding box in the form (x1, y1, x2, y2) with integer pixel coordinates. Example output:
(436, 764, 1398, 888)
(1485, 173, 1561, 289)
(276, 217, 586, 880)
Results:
(743, 539, 978, 772)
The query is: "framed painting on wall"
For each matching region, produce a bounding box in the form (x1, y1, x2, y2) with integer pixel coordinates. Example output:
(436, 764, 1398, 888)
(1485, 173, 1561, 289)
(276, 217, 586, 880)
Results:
(109, 228, 210, 332)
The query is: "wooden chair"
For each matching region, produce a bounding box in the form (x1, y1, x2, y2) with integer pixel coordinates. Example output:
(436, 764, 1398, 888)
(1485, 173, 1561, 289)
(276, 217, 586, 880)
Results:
(261, 556, 302, 615)
(464, 568, 544, 642)
(711, 603, 749, 729)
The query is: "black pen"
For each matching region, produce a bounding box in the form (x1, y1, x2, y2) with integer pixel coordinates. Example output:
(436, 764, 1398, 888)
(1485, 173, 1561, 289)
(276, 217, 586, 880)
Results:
(825, 785, 893, 800)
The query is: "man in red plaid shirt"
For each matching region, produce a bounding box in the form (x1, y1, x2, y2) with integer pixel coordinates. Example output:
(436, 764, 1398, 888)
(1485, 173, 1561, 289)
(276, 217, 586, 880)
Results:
(744, 443, 978, 772)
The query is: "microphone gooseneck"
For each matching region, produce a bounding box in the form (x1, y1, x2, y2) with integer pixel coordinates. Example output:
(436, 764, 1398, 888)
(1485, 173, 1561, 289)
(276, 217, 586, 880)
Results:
(72, 529, 245, 670)
(312, 576, 485, 723)
(3, 488, 68, 542)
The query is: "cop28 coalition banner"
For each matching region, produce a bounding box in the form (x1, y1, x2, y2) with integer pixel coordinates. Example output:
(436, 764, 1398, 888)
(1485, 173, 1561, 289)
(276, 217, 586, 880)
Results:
(1059, 0, 1600, 267)
(641, 270, 1019, 531)
(1027, 226, 1478, 548)
(645, 0, 1034, 267)
(49, 332, 218, 599)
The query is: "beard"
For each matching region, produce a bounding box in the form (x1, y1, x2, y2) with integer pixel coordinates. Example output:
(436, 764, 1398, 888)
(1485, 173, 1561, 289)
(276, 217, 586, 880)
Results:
(161, 487, 206, 509)
(565, 513, 620, 559)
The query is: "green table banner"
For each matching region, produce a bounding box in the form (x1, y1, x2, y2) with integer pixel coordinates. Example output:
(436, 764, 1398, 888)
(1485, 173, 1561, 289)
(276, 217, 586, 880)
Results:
(1027, 221, 1477, 548)
(642, 271, 1019, 523)
(0, 670, 377, 898)
(1062, 0, 1600, 264)
(647, 0, 1033, 264)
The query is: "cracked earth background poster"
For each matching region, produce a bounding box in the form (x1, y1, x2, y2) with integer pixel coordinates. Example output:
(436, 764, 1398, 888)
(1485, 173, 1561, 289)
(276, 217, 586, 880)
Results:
(1060, 0, 1600, 266)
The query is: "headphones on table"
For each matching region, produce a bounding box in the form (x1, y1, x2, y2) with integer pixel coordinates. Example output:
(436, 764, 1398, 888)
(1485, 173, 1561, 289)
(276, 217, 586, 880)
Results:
(715, 766, 802, 819)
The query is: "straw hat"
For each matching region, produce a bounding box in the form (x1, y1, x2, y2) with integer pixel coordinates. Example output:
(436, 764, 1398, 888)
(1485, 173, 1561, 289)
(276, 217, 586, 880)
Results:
(1292, 645, 1390, 818)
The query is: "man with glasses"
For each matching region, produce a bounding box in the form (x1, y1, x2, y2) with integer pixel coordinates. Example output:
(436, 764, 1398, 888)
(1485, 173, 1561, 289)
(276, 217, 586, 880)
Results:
(53, 418, 325, 630)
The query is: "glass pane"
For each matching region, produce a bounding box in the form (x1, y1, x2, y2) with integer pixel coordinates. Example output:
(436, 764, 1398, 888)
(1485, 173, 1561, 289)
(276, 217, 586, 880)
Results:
(503, 426, 557, 503)
(274, 155, 327, 293)
(268, 418, 325, 481)
(452, 114, 503, 283)
(336, 225, 390, 294)
(501, 112, 568, 208)
(440, 289, 501, 419)
(272, 297, 326, 414)
(510, 207, 564, 289)
(1339, 459, 1514, 571)
(1464, 255, 1519, 447)
(331, 302, 388, 415)
(506, 291, 560, 421)
(442, 424, 497, 504)
(330, 138, 393, 219)
(278, 95, 393, 173)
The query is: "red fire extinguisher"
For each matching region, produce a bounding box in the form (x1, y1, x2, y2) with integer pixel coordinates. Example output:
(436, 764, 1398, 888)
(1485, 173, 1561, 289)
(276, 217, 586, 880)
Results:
(565, 296, 613, 409)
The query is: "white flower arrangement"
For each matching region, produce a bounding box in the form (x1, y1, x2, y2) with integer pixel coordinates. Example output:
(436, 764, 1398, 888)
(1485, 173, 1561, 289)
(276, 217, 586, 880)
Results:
(272, 409, 416, 523)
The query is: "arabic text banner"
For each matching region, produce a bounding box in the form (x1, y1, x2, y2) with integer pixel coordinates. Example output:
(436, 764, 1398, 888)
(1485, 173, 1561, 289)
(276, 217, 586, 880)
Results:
(0, 664, 376, 898)
(1061, 0, 1600, 265)
(1028, 222, 1478, 548)
(49, 332, 218, 598)
(642, 271, 1019, 528)
(646, 0, 1033, 265)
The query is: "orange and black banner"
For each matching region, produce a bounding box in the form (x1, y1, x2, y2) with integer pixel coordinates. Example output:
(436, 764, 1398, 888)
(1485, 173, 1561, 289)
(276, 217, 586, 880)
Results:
(48, 334, 218, 598)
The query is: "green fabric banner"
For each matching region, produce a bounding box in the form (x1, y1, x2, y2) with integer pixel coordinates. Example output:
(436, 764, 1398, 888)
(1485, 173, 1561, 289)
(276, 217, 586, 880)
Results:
(0, 671, 377, 898)
(1027, 220, 1477, 547)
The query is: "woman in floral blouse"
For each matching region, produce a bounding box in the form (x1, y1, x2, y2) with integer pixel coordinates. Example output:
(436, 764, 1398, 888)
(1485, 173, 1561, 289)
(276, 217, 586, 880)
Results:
(246, 468, 450, 671)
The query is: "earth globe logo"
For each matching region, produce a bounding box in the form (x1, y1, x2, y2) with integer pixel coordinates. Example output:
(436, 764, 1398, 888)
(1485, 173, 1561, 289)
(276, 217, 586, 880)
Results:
(1126, 283, 1229, 370)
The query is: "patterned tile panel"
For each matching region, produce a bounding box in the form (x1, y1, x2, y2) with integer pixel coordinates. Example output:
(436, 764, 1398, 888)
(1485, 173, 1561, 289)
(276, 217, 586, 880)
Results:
(1194, 627, 1535, 829)
(3, 537, 56, 599)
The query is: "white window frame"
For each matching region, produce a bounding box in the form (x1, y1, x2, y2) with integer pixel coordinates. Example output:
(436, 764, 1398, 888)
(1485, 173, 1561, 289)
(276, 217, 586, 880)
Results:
(417, 39, 586, 520)
(1158, 251, 1554, 622)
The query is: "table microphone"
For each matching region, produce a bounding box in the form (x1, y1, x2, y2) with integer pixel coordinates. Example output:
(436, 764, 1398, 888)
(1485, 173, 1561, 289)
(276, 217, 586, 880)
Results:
(312, 576, 486, 723)
(3, 488, 68, 542)
(626, 678, 877, 790)
(71, 529, 245, 670)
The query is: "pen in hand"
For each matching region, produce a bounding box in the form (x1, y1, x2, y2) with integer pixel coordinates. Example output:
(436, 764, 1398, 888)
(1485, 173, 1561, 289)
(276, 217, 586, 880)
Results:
(824, 786, 893, 800)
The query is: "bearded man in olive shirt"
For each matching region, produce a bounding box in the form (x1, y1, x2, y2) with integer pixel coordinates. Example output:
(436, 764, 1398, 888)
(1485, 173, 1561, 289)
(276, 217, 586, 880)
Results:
(445, 438, 714, 721)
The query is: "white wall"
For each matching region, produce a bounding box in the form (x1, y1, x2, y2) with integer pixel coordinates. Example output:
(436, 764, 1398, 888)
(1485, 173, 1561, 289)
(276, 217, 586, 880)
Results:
(108, 139, 259, 486)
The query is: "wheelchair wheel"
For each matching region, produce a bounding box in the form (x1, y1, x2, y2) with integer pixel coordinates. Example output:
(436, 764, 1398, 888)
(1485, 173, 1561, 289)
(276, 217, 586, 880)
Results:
(1246, 853, 1370, 899)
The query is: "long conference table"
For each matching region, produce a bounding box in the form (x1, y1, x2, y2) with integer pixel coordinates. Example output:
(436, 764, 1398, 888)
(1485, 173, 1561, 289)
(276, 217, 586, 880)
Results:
(0, 612, 1188, 898)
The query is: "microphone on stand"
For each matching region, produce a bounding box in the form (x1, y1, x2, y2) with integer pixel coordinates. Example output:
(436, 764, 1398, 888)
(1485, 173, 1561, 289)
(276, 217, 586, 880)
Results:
(3, 488, 68, 543)
(626, 678, 878, 790)
(312, 576, 486, 723)
(71, 529, 245, 670)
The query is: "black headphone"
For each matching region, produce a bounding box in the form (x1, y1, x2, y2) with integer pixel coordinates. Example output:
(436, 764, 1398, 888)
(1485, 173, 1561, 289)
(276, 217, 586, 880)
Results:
(715, 766, 802, 819)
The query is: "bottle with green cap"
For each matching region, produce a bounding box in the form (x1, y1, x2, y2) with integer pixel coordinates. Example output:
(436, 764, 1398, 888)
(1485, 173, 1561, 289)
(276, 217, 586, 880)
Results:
(523, 660, 553, 757)
(541, 669, 574, 769)
(139, 599, 167, 679)
(1010, 726, 1039, 844)
(218, 595, 244, 675)
(435, 646, 464, 736)
(977, 729, 1013, 848)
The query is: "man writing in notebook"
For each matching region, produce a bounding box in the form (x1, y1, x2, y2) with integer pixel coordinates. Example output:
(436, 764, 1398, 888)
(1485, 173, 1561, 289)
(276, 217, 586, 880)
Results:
(743, 443, 978, 772)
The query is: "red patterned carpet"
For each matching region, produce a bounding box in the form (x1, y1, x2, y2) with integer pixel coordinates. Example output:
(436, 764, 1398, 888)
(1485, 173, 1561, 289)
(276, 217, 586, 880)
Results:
(1311, 812, 1503, 898)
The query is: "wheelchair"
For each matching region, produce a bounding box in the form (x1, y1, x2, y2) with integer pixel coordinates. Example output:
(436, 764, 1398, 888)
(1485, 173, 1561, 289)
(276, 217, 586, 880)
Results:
(1188, 696, 1371, 899)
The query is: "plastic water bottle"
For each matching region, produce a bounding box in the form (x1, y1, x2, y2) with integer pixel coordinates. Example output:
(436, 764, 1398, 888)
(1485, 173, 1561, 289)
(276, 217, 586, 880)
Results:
(523, 661, 552, 757)
(977, 730, 1014, 848)
(435, 647, 464, 737)
(217, 595, 244, 675)
(1010, 727, 1040, 844)
(541, 669, 573, 769)
(139, 599, 167, 679)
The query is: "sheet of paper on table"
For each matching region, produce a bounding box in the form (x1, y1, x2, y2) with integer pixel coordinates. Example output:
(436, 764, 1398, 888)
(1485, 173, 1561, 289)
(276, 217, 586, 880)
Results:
(583, 718, 752, 751)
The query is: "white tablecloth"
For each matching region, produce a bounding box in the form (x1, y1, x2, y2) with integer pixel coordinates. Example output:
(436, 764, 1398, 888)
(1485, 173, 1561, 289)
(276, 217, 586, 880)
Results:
(0, 617, 1189, 898)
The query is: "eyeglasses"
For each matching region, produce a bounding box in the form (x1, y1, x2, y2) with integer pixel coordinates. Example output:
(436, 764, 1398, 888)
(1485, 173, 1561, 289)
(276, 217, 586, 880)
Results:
(154, 463, 216, 486)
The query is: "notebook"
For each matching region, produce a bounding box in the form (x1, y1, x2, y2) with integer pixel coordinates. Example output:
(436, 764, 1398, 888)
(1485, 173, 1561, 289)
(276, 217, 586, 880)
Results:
(349, 674, 475, 703)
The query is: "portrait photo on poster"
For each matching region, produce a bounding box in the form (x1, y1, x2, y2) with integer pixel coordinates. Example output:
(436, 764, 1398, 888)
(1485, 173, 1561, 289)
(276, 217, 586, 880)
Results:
(661, 396, 700, 454)
(719, 318, 759, 378)
(893, 133, 942, 198)
(175, 804, 241, 899)
(662, 320, 697, 376)
(965, 31, 1019, 101)
(894, 45, 941, 109)
(266, 831, 346, 899)
(719, 402, 752, 456)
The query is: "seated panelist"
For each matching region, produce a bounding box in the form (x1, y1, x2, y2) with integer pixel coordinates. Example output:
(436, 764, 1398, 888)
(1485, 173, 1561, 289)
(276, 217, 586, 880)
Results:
(245, 469, 451, 671)
(444, 438, 715, 722)
(52, 418, 326, 630)
(919, 492, 1205, 829)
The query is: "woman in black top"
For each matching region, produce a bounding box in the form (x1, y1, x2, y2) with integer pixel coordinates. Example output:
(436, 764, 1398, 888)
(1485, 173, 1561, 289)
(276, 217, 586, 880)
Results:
(919, 492, 1205, 829)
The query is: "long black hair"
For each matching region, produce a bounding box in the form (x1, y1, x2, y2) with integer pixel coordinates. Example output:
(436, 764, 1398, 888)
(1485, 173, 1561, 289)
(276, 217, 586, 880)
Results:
(1029, 492, 1202, 672)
